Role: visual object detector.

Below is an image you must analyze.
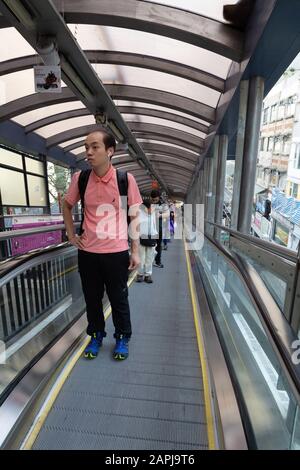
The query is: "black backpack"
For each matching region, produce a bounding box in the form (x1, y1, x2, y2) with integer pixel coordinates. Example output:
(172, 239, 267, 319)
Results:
(78, 169, 128, 235)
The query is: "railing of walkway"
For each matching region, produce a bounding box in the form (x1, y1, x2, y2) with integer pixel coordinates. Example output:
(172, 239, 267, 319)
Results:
(205, 221, 300, 336)
(0, 234, 84, 404)
(190, 225, 300, 449)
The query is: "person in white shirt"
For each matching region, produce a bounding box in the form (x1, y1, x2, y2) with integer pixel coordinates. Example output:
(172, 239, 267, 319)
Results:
(150, 190, 169, 267)
(137, 198, 158, 283)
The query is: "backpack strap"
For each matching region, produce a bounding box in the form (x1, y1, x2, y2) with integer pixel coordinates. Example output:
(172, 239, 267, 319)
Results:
(116, 169, 130, 226)
(78, 169, 92, 235)
(77, 168, 129, 236)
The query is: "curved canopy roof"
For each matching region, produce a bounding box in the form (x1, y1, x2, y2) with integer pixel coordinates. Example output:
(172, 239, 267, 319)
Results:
(0, 0, 277, 197)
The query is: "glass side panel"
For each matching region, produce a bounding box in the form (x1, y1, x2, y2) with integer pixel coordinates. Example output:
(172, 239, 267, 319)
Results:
(13, 101, 85, 126)
(71, 147, 85, 156)
(0, 70, 35, 105)
(68, 25, 231, 79)
(137, 139, 199, 154)
(94, 64, 220, 107)
(27, 175, 47, 206)
(0, 168, 26, 205)
(195, 239, 300, 449)
(60, 137, 85, 148)
(25, 157, 44, 175)
(0, 69, 67, 106)
(0, 27, 35, 61)
(122, 115, 206, 139)
(116, 101, 211, 126)
(35, 115, 95, 139)
(228, 238, 295, 319)
(0, 147, 23, 169)
(136, 0, 240, 23)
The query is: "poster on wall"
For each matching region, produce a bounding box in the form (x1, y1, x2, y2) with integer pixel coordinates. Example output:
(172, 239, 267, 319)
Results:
(34, 66, 61, 93)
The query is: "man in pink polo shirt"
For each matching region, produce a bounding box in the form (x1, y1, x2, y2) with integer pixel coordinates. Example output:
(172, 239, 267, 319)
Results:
(63, 128, 142, 360)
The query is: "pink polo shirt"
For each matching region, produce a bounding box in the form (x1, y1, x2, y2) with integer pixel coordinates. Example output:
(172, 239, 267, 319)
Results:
(64, 165, 142, 253)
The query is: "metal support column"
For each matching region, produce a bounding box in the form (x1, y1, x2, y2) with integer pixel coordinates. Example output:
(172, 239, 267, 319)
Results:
(231, 80, 249, 230)
(205, 156, 214, 235)
(207, 137, 220, 236)
(199, 169, 204, 204)
(237, 76, 264, 234)
(214, 135, 228, 239)
(202, 161, 208, 206)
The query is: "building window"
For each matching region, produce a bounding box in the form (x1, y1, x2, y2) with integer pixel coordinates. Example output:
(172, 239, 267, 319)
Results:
(267, 137, 274, 151)
(278, 102, 285, 120)
(0, 168, 26, 205)
(0, 145, 48, 210)
(270, 104, 277, 122)
(274, 221, 289, 246)
(263, 107, 269, 124)
(260, 138, 265, 151)
(292, 182, 298, 199)
(282, 135, 291, 155)
(285, 95, 297, 117)
(274, 136, 282, 154)
(294, 143, 300, 169)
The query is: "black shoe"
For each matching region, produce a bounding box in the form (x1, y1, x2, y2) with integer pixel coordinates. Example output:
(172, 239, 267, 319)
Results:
(136, 274, 144, 282)
(153, 262, 164, 268)
(144, 275, 153, 283)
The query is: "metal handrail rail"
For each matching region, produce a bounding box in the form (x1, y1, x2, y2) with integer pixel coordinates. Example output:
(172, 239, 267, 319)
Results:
(202, 231, 300, 401)
(0, 242, 76, 281)
(0, 222, 80, 241)
(205, 219, 299, 262)
(0, 213, 82, 219)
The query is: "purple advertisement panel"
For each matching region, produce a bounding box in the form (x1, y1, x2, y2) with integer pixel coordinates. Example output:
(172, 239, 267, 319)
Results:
(11, 216, 63, 256)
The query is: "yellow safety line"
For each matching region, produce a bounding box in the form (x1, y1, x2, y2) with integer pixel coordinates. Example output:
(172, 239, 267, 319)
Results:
(21, 273, 136, 450)
(184, 242, 216, 450)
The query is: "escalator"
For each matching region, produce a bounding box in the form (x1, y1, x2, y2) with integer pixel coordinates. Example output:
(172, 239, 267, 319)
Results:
(0, 232, 299, 449)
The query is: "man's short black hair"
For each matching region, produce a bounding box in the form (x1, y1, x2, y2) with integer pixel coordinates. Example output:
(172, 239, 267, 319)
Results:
(142, 196, 151, 208)
(150, 189, 160, 198)
(88, 127, 116, 151)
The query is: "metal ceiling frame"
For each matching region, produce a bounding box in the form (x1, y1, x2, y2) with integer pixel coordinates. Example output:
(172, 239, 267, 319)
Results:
(151, 163, 193, 178)
(51, 0, 244, 61)
(76, 142, 199, 165)
(133, 133, 202, 154)
(45, 122, 204, 152)
(127, 122, 204, 149)
(105, 85, 216, 123)
(113, 154, 195, 174)
(0, 51, 225, 92)
(118, 142, 199, 163)
(0, 84, 214, 126)
(24, 105, 209, 135)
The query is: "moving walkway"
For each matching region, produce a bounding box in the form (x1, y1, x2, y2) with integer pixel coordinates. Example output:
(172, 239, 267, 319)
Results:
(0, 226, 299, 450)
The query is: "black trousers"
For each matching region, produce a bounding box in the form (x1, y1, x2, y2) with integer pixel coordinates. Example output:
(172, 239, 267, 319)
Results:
(155, 238, 162, 264)
(78, 249, 131, 338)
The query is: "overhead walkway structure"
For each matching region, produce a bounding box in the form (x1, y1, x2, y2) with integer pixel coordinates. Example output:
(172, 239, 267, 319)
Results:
(0, 0, 300, 451)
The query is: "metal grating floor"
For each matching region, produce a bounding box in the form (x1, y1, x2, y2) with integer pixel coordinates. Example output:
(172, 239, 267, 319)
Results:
(33, 240, 209, 450)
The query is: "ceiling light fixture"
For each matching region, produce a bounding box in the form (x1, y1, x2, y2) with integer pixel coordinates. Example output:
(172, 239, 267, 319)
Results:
(108, 120, 125, 142)
(128, 144, 137, 159)
(60, 55, 94, 101)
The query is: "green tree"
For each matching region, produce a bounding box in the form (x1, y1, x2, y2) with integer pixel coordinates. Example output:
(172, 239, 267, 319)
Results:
(47, 163, 70, 212)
